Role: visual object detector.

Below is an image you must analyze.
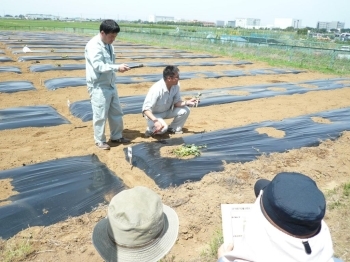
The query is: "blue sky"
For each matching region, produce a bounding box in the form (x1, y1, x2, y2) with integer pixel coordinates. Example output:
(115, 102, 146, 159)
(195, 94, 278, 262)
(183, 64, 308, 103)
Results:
(2, 0, 349, 27)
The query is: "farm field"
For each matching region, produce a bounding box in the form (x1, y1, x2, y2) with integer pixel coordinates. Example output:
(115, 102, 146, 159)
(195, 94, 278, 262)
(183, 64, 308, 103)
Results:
(0, 30, 350, 262)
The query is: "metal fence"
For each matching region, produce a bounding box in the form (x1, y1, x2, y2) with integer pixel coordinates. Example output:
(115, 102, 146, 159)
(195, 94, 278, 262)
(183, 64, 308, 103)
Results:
(119, 31, 350, 74)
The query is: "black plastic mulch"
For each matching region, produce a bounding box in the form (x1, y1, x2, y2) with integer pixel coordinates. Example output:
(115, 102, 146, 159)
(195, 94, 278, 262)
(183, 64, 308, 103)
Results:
(30, 64, 86, 72)
(13, 49, 185, 54)
(13, 49, 85, 54)
(19, 54, 216, 62)
(0, 66, 21, 73)
(69, 78, 350, 122)
(18, 55, 85, 62)
(29, 60, 251, 72)
(44, 68, 303, 90)
(6, 44, 158, 49)
(0, 56, 13, 62)
(0, 81, 36, 93)
(0, 105, 70, 131)
(125, 107, 350, 188)
(0, 154, 126, 239)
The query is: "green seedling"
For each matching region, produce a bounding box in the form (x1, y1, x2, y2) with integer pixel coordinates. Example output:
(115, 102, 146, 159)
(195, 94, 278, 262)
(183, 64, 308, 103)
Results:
(172, 144, 206, 157)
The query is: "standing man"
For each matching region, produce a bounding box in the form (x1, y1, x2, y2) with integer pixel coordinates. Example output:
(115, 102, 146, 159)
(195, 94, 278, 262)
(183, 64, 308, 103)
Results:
(85, 19, 130, 150)
(142, 65, 199, 137)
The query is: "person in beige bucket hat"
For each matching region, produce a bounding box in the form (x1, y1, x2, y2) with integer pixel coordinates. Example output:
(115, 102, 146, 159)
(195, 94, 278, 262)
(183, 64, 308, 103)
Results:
(92, 186, 179, 262)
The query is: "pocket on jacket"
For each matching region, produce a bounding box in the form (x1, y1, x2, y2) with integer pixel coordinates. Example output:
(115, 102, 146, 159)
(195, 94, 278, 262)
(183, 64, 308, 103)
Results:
(91, 96, 105, 120)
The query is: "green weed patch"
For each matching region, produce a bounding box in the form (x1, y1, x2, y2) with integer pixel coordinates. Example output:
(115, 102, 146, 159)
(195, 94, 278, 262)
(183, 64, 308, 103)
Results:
(172, 144, 207, 157)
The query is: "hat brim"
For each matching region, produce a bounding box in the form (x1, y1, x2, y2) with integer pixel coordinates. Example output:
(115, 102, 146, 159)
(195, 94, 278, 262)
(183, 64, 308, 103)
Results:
(254, 179, 270, 197)
(92, 204, 179, 262)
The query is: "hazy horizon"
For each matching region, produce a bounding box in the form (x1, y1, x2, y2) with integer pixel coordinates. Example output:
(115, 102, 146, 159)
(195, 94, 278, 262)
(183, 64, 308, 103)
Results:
(1, 0, 349, 28)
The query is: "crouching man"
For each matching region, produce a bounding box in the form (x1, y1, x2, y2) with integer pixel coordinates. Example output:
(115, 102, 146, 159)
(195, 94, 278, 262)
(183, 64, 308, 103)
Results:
(142, 65, 199, 137)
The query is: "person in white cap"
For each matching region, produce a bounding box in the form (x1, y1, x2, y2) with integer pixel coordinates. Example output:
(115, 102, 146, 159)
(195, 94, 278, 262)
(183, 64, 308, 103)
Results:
(217, 172, 343, 262)
(92, 186, 179, 262)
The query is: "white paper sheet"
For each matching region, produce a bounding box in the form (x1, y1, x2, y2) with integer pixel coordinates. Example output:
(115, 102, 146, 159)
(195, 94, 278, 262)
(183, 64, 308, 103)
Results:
(221, 203, 253, 245)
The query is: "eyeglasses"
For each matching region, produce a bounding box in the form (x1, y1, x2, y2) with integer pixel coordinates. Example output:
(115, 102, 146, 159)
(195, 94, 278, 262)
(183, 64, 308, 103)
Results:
(168, 75, 180, 80)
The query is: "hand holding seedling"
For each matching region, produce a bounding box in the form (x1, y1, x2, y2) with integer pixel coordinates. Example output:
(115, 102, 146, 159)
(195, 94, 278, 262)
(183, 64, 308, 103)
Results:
(194, 92, 202, 107)
(185, 92, 201, 107)
(152, 119, 164, 134)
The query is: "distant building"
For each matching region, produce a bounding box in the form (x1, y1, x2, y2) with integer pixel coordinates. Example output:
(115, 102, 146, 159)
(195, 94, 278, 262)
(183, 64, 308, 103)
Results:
(202, 21, 216, 27)
(175, 18, 191, 23)
(235, 18, 261, 29)
(274, 18, 302, 29)
(316, 22, 328, 30)
(148, 15, 174, 23)
(226, 21, 236, 27)
(216, 20, 225, 27)
(317, 21, 345, 30)
(25, 14, 59, 20)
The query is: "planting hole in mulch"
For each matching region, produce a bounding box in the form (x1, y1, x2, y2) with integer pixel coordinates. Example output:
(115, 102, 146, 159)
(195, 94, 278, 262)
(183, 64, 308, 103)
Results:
(311, 117, 332, 124)
(255, 127, 285, 138)
(0, 179, 18, 206)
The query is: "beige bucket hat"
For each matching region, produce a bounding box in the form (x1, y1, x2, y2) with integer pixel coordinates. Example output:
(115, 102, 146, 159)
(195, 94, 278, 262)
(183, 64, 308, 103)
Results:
(92, 186, 179, 262)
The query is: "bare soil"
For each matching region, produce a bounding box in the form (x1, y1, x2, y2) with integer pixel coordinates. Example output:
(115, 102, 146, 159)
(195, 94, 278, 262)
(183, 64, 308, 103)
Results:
(0, 39, 350, 262)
